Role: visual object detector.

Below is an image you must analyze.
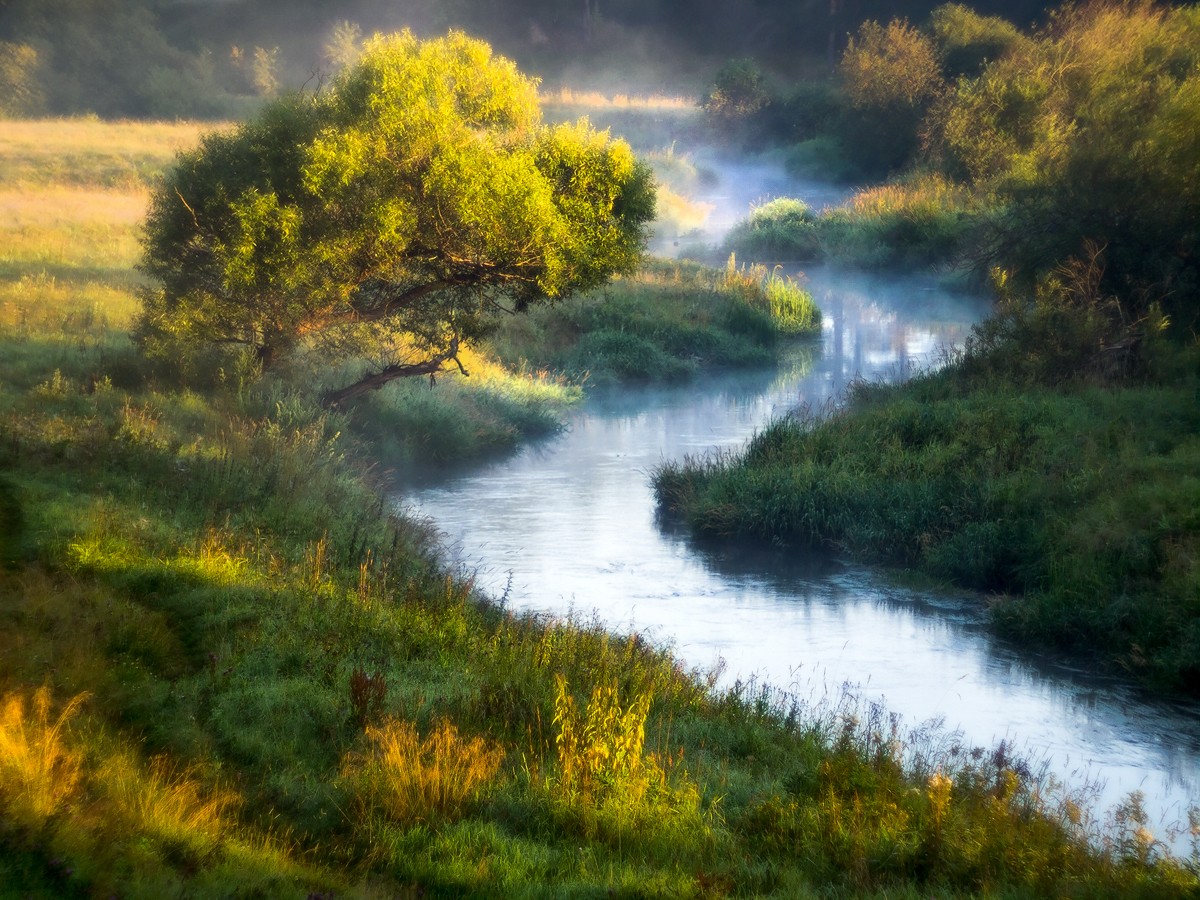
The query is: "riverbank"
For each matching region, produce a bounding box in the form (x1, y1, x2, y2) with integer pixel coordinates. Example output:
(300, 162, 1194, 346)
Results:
(1, 116, 1196, 896)
(656, 289, 1200, 696)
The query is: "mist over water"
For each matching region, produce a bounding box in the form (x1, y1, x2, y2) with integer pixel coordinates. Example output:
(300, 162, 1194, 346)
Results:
(648, 154, 852, 257)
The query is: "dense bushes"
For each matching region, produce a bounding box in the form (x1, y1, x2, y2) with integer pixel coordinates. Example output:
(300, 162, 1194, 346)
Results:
(656, 266, 1200, 692)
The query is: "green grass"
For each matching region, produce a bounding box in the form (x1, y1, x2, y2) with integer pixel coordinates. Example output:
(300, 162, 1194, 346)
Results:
(726, 174, 979, 271)
(656, 297, 1200, 694)
(0, 116, 1196, 898)
(486, 257, 820, 388)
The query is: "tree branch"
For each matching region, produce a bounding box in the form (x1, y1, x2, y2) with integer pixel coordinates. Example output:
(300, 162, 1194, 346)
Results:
(321, 335, 467, 408)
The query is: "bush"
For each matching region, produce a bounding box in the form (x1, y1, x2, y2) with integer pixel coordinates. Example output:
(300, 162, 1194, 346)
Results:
(837, 18, 945, 174)
(813, 174, 975, 269)
(930, 3, 1028, 79)
(703, 58, 771, 141)
(926, 2, 1200, 322)
(724, 198, 821, 263)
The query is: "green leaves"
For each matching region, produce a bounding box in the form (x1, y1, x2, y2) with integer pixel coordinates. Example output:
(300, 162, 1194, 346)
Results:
(138, 31, 655, 402)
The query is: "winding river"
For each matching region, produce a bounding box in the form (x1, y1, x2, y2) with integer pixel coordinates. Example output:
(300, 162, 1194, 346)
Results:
(397, 264, 1200, 855)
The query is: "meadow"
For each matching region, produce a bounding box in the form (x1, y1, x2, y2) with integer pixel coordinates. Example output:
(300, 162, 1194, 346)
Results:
(0, 115, 1196, 897)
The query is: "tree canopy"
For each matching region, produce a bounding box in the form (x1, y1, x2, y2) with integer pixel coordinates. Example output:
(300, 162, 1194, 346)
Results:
(138, 30, 655, 405)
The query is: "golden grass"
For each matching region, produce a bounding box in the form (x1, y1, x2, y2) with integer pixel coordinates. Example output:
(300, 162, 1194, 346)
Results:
(541, 88, 696, 110)
(847, 173, 970, 217)
(343, 718, 506, 826)
(0, 186, 149, 228)
(0, 118, 218, 188)
(99, 750, 239, 847)
(0, 686, 89, 824)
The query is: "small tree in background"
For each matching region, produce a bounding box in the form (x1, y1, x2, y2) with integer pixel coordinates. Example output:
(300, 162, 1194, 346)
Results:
(324, 20, 364, 72)
(251, 46, 281, 97)
(703, 58, 771, 141)
(0, 42, 44, 117)
(837, 18, 944, 174)
(139, 31, 655, 406)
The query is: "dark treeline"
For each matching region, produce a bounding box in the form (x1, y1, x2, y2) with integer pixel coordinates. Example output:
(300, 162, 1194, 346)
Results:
(1, 0, 1056, 117)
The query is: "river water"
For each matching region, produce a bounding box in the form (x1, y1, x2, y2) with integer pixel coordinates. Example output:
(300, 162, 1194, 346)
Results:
(397, 265, 1200, 855)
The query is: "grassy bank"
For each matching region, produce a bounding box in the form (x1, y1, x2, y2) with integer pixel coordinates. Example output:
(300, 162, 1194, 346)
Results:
(486, 256, 820, 389)
(656, 294, 1200, 694)
(1, 117, 1197, 897)
(723, 175, 978, 271)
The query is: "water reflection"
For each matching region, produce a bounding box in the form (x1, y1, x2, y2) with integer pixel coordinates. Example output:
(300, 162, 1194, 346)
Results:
(396, 267, 1200, 851)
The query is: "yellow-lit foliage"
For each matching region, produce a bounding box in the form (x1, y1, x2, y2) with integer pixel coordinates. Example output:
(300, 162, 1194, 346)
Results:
(0, 686, 88, 824)
(553, 673, 651, 804)
(841, 19, 943, 111)
(551, 674, 710, 847)
(847, 173, 968, 218)
(99, 751, 239, 849)
(719, 254, 820, 334)
(343, 718, 506, 825)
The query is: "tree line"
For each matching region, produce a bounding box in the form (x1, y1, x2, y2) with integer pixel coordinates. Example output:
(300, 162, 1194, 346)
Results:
(0, 0, 1060, 118)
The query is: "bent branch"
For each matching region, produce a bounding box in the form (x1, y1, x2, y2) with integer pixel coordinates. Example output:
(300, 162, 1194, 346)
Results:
(321, 335, 468, 408)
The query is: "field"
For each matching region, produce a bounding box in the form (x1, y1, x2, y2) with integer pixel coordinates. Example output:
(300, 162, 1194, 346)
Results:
(0, 116, 1195, 897)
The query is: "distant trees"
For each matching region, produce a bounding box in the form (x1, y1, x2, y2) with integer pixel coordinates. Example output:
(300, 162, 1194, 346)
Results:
(138, 32, 656, 406)
(0, 42, 42, 116)
(0, 0, 256, 117)
(838, 18, 944, 171)
(926, 1, 1200, 317)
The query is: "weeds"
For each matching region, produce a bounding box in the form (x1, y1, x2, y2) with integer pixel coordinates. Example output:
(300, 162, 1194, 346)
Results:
(342, 719, 506, 826)
(0, 687, 88, 824)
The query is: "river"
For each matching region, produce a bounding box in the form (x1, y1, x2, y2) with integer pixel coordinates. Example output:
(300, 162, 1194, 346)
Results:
(397, 264, 1200, 855)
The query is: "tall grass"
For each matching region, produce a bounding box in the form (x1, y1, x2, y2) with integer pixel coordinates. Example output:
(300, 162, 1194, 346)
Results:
(0, 687, 88, 825)
(725, 174, 978, 271)
(816, 173, 977, 269)
(0, 115, 1195, 897)
(342, 719, 506, 826)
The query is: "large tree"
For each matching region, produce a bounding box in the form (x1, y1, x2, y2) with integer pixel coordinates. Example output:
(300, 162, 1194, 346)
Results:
(138, 30, 655, 406)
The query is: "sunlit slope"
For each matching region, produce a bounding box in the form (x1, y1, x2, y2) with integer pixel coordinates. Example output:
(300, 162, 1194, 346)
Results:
(0, 116, 1194, 897)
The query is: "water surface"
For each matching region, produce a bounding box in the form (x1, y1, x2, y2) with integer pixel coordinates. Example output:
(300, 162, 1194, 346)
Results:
(398, 267, 1200, 851)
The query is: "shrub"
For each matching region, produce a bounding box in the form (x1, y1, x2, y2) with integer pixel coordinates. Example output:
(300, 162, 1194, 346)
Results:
(837, 18, 945, 174)
(724, 198, 821, 263)
(703, 59, 770, 140)
(930, 3, 1028, 79)
(549, 675, 709, 847)
(0, 42, 44, 117)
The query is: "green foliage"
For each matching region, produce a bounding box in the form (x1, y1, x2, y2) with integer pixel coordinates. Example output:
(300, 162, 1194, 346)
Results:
(815, 173, 976, 269)
(0, 0, 245, 118)
(926, 2, 1200, 320)
(250, 46, 281, 97)
(3, 80, 1199, 900)
(930, 3, 1028, 79)
(0, 476, 24, 567)
(723, 198, 821, 262)
(484, 258, 818, 388)
(656, 268, 1200, 692)
(703, 59, 770, 136)
(139, 31, 656, 406)
(0, 42, 43, 117)
(838, 18, 945, 174)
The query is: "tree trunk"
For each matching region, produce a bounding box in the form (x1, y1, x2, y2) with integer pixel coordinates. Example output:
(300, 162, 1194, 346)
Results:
(320, 337, 466, 408)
